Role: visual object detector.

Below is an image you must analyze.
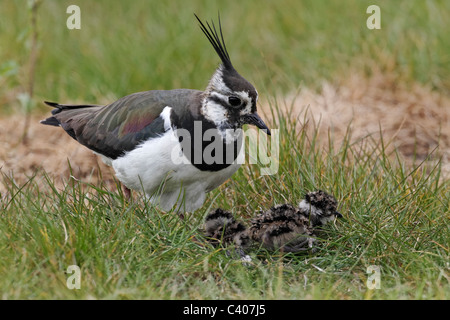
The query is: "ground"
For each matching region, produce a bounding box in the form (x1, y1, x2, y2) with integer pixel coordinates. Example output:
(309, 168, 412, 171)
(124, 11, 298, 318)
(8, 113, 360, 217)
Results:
(1, 72, 449, 193)
(1, 0, 449, 300)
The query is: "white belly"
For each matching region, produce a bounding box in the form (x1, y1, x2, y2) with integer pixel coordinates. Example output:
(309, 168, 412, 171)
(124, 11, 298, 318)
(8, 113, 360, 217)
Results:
(111, 129, 241, 212)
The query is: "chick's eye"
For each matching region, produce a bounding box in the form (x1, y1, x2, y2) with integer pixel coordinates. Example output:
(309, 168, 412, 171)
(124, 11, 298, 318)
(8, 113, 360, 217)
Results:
(228, 96, 242, 107)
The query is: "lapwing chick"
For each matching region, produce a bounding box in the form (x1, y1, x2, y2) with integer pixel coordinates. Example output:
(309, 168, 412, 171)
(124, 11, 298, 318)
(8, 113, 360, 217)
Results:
(299, 190, 342, 227)
(248, 204, 314, 253)
(249, 191, 342, 253)
(40, 15, 270, 213)
(204, 208, 251, 260)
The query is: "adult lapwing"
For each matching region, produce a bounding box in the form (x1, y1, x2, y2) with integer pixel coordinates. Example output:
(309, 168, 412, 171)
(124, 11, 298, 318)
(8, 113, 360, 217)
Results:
(41, 15, 270, 212)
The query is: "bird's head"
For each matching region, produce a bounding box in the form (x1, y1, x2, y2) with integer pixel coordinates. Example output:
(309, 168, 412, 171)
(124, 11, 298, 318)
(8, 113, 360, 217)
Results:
(299, 190, 342, 226)
(195, 14, 270, 139)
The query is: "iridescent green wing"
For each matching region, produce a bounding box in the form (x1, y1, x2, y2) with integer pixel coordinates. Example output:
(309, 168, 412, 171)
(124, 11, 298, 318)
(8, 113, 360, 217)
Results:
(44, 89, 200, 159)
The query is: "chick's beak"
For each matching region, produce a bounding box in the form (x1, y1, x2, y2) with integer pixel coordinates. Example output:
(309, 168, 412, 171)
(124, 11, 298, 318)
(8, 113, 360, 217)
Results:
(335, 211, 343, 219)
(242, 112, 271, 135)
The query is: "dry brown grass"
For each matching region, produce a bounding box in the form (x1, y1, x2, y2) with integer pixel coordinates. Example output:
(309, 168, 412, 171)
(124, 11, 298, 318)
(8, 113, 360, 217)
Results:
(1, 71, 449, 194)
(0, 114, 115, 193)
(261, 71, 450, 176)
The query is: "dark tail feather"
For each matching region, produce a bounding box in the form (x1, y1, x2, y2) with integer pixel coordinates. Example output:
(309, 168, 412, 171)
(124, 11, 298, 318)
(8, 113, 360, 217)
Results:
(44, 101, 61, 108)
(40, 116, 60, 126)
(40, 101, 102, 126)
(43, 101, 101, 115)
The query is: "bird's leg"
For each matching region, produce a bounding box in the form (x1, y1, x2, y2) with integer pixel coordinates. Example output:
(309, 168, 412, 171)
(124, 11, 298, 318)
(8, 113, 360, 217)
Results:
(224, 246, 252, 264)
(236, 247, 252, 263)
(281, 238, 311, 253)
(122, 184, 132, 201)
(307, 237, 315, 249)
(282, 237, 317, 253)
(308, 237, 318, 254)
(282, 245, 310, 253)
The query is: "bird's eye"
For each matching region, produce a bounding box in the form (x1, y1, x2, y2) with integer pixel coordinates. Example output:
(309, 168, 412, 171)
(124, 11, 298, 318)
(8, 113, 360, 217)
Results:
(228, 96, 242, 107)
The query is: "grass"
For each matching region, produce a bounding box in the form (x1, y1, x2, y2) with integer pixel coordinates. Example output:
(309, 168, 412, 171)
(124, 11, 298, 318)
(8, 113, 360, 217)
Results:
(0, 0, 449, 300)
(0, 108, 448, 299)
(1, 0, 450, 113)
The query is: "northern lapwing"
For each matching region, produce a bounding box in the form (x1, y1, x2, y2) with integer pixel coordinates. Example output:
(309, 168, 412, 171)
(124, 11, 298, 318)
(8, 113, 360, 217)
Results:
(40, 15, 270, 212)
(249, 190, 342, 252)
(205, 191, 342, 256)
(204, 208, 251, 260)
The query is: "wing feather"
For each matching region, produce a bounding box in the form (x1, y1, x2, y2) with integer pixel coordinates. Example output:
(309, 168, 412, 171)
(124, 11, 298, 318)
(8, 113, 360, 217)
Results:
(41, 89, 202, 159)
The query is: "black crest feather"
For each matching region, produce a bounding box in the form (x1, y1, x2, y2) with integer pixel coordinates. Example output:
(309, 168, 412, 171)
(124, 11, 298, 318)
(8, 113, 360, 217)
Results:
(194, 13, 233, 70)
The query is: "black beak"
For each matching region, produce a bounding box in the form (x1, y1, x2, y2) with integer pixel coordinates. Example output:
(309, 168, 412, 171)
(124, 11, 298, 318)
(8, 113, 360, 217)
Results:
(335, 211, 343, 219)
(242, 112, 271, 135)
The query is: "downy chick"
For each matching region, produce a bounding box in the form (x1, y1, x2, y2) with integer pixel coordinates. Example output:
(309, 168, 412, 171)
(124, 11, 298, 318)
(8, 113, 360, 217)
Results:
(204, 208, 251, 260)
(249, 190, 342, 253)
